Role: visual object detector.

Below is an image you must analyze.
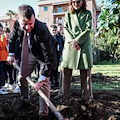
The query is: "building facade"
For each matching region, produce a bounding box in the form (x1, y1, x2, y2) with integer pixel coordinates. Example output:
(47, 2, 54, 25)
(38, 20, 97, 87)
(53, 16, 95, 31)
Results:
(36, 0, 97, 31)
(0, 15, 17, 31)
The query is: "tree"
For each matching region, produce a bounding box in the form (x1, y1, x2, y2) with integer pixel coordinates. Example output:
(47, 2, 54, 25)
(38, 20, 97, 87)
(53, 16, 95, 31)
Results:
(90, 29, 96, 47)
(95, 0, 120, 63)
(6, 10, 15, 29)
(6, 10, 15, 16)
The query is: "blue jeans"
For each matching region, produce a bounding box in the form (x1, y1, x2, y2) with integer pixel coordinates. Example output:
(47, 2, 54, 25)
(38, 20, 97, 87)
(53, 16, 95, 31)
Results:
(0, 61, 6, 87)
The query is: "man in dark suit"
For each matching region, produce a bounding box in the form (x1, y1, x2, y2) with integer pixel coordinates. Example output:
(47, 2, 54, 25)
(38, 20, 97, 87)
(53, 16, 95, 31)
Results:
(7, 4, 56, 120)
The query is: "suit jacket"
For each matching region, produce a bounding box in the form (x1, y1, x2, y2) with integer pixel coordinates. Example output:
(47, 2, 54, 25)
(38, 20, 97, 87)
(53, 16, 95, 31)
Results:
(61, 10, 93, 69)
(9, 19, 57, 77)
(55, 34, 64, 55)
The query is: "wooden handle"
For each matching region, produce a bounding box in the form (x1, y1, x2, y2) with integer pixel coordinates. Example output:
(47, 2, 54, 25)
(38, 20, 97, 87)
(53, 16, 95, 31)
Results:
(13, 63, 64, 120)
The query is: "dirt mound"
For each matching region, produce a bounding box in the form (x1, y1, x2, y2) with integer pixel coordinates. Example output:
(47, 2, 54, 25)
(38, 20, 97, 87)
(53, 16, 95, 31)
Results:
(0, 75, 120, 120)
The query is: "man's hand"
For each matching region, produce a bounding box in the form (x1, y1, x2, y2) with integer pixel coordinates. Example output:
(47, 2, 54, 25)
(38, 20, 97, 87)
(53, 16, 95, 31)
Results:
(32, 81, 43, 92)
(7, 55, 15, 65)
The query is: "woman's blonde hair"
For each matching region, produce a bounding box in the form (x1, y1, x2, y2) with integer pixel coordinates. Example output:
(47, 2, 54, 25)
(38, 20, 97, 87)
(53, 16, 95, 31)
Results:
(69, 0, 86, 14)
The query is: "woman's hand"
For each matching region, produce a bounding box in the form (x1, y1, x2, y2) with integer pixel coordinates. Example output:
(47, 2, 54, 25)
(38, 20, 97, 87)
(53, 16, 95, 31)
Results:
(69, 39, 80, 51)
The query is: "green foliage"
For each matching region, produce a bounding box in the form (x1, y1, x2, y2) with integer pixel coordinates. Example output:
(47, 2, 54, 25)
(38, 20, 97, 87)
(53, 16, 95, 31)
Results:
(96, 0, 120, 34)
(6, 10, 15, 16)
(97, 29, 120, 61)
(107, 0, 120, 4)
(96, 1, 120, 62)
(90, 29, 96, 47)
(96, 5, 120, 34)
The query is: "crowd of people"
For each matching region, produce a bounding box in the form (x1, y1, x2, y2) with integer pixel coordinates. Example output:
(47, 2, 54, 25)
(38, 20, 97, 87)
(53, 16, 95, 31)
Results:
(0, 22, 64, 95)
(0, 24, 20, 94)
(0, 0, 93, 119)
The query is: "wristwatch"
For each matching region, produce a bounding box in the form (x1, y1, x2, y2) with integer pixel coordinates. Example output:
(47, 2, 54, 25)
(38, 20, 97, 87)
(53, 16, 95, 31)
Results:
(38, 75, 46, 82)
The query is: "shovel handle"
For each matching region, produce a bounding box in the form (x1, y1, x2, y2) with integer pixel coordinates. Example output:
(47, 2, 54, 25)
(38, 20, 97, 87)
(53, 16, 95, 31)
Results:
(13, 63, 64, 120)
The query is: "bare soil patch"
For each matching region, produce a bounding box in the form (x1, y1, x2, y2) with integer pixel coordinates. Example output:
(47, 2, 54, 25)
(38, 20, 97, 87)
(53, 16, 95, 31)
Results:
(0, 74, 120, 120)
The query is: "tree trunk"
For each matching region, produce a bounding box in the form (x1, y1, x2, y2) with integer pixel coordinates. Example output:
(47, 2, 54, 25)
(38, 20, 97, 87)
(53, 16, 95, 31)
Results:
(112, 52, 115, 63)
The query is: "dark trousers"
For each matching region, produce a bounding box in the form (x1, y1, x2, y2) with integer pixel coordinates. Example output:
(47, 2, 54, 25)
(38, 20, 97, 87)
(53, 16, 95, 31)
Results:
(5, 64, 14, 84)
(50, 59, 59, 85)
(50, 69, 58, 85)
(58, 67, 93, 99)
(0, 61, 6, 87)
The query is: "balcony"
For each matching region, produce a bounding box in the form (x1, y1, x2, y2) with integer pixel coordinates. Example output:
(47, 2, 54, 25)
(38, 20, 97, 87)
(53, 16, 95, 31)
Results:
(52, 9, 68, 16)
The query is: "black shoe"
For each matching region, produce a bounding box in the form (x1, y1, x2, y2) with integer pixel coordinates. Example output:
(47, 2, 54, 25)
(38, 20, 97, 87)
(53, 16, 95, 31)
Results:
(14, 100, 31, 111)
(39, 115, 49, 120)
(54, 83, 59, 87)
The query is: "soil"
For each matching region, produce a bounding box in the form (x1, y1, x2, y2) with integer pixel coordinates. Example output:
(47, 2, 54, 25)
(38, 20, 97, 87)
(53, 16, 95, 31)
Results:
(0, 74, 120, 120)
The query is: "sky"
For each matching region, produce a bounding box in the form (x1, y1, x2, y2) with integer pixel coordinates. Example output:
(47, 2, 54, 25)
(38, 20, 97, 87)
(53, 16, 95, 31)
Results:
(0, 0, 109, 17)
(0, 0, 39, 16)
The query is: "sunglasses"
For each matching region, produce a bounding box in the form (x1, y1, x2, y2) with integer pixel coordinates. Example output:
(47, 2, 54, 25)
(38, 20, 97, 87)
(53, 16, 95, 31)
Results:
(52, 30, 57, 31)
(72, 0, 81, 4)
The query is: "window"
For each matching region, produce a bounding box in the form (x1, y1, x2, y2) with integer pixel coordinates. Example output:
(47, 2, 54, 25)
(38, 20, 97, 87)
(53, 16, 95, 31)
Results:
(44, 17, 49, 22)
(58, 6, 62, 13)
(58, 17, 63, 24)
(44, 7, 48, 11)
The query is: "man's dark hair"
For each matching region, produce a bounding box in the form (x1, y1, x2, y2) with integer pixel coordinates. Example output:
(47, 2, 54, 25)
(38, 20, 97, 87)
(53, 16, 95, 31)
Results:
(0, 23, 3, 28)
(50, 24, 57, 29)
(18, 4, 35, 20)
(3, 27, 10, 33)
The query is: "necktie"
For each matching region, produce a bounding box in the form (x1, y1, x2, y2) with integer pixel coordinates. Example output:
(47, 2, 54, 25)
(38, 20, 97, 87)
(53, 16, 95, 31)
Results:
(21, 32, 29, 78)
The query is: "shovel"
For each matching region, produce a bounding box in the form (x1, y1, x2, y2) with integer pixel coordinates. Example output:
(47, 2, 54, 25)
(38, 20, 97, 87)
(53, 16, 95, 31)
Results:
(13, 63, 69, 120)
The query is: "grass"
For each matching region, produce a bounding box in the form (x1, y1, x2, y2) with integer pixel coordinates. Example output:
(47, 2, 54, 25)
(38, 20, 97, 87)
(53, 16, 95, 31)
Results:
(71, 59, 120, 91)
(72, 59, 120, 77)
(71, 79, 120, 91)
(92, 81, 120, 90)
(92, 59, 120, 77)
(32, 59, 120, 91)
